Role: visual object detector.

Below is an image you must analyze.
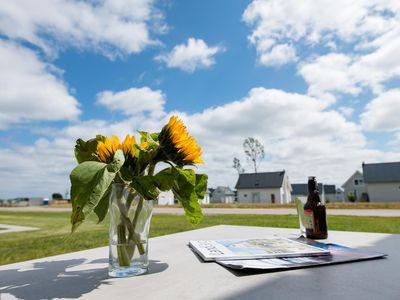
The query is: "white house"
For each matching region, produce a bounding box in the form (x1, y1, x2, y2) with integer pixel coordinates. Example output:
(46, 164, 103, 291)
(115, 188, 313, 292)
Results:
(341, 170, 368, 201)
(157, 190, 175, 205)
(362, 162, 400, 202)
(335, 188, 345, 202)
(210, 186, 235, 204)
(235, 171, 292, 204)
(28, 197, 45, 206)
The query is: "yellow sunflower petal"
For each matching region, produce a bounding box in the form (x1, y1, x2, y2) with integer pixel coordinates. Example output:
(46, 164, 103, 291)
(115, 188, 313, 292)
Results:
(164, 116, 203, 164)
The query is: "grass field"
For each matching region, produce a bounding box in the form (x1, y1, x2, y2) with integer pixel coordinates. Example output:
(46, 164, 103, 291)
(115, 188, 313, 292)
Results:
(0, 211, 399, 266)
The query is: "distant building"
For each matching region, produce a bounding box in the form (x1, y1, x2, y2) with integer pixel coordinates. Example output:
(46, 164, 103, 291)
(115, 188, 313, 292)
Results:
(362, 162, 400, 202)
(341, 170, 367, 201)
(210, 186, 235, 204)
(235, 171, 292, 204)
(324, 185, 337, 202)
(157, 191, 175, 205)
(28, 197, 45, 206)
(335, 188, 345, 202)
(291, 183, 324, 202)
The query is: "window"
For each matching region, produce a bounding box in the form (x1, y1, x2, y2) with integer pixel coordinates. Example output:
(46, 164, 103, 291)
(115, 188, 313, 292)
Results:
(354, 179, 364, 186)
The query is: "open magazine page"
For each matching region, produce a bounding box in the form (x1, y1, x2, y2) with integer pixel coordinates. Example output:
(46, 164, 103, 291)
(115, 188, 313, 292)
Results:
(217, 240, 387, 270)
(188, 237, 329, 261)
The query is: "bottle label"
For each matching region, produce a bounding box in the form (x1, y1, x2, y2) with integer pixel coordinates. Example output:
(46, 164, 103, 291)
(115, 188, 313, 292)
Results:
(303, 209, 314, 230)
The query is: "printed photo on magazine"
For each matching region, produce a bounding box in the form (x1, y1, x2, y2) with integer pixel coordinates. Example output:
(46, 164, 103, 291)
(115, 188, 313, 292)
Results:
(217, 238, 387, 271)
(188, 237, 330, 261)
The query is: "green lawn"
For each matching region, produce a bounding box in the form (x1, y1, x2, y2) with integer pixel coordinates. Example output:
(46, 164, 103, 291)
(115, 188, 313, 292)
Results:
(0, 211, 399, 266)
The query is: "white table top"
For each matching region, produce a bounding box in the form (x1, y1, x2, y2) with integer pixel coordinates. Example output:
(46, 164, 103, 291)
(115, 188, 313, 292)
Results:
(0, 225, 399, 300)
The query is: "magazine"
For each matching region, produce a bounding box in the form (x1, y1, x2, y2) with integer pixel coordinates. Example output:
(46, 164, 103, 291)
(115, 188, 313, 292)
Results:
(188, 237, 330, 261)
(217, 238, 387, 271)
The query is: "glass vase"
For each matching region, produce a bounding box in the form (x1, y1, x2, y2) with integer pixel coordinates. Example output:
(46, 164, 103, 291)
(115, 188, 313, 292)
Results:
(108, 183, 153, 277)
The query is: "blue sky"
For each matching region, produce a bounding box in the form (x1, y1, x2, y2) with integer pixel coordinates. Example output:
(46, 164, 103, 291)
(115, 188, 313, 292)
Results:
(0, 0, 400, 198)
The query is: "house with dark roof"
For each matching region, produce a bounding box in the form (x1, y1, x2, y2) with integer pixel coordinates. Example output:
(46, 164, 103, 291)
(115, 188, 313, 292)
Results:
(291, 183, 324, 202)
(210, 186, 235, 204)
(362, 162, 400, 202)
(323, 185, 337, 202)
(235, 171, 292, 204)
(291, 181, 340, 202)
(341, 170, 367, 201)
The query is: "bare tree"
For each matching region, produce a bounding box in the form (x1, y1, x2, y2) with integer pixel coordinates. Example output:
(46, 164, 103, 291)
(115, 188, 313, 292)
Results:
(243, 137, 265, 173)
(233, 157, 245, 175)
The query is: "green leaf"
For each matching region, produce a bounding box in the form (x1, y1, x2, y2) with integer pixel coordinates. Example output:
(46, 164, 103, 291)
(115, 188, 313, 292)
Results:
(137, 130, 159, 149)
(107, 149, 124, 172)
(195, 174, 208, 199)
(153, 168, 175, 191)
(172, 168, 205, 224)
(70, 161, 106, 231)
(130, 176, 160, 200)
(150, 132, 159, 141)
(74, 135, 104, 163)
(70, 151, 125, 232)
(175, 168, 196, 186)
(118, 166, 134, 183)
(93, 185, 111, 223)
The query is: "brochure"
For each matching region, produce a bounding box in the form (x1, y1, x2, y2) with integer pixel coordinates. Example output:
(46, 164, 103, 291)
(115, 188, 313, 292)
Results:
(217, 238, 387, 271)
(188, 237, 330, 261)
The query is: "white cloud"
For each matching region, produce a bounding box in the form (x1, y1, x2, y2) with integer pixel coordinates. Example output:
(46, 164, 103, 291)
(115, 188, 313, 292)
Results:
(3, 86, 400, 198)
(0, 116, 164, 198)
(361, 89, 400, 132)
(174, 88, 400, 188)
(97, 87, 166, 117)
(0, 40, 80, 129)
(0, 0, 162, 58)
(298, 33, 400, 102)
(187, 88, 374, 187)
(298, 53, 362, 103)
(155, 38, 224, 72)
(338, 106, 354, 118)
(243, 0, 400, 102)
(259, 43, 297, 66)
(243, 0, 396, 65)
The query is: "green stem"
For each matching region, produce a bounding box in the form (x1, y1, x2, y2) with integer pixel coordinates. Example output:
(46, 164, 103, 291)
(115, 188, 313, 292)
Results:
(129, 196, 144, 254)
(116, 223, 130, 267)
(114, 186, 131, 267)
(114, 164, 155, 266)
(127, 164, 155, 255)
(115, 196, 145, 256)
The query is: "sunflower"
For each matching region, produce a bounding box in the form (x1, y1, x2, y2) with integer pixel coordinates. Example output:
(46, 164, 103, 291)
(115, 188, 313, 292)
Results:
(158, 116, 204, 165)
(97, 134, 137, 163)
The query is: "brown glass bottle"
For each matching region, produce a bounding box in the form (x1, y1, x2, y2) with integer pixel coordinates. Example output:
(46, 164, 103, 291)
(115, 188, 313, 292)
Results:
(303, 176, 328, 239)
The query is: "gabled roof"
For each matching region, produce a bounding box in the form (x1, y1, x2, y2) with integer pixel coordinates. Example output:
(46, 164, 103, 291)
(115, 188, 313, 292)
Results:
(291, 183, 323, 195)
(362, 162, 400, 183)
(235, 171, 285, 189)
(342, 170, 363, 188)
